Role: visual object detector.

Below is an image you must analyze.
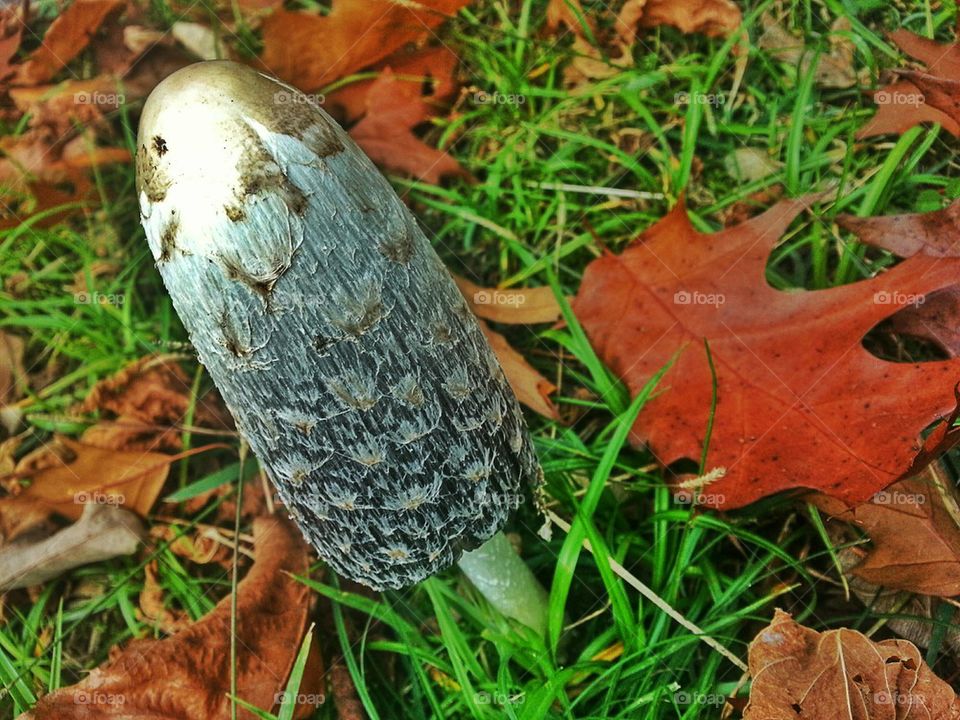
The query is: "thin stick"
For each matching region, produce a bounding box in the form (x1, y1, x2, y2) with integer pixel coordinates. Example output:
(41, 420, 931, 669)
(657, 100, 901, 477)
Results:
(546, 510, 748, 671)
(230, 440, 248, 720)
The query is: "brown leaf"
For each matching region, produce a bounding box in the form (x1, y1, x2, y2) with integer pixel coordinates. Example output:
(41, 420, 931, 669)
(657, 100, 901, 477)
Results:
(545, 0, 596, 37)
(78, 355, 232, 452)
(0, 331, 26, 408)
(837, 200, 960, 357)
(454, 275, 563, 325)
(479, 321, 558, 420)
(0, 437, 173, 541)
(745, 609, 960, 719)
(812, 462, 960, 596)
(138, 559, 191, 633)
(258, 0, 471, 92)
(20, 517, 324, 720)
(349, 68, 467, 184)
(616, 0, 742, 43)
(324, 45, 459, 125)
(0, 503, 145, 591)
(860, 30, 960, 139)
(571, 198, 960, 509)
(15, 0, 124, 85)
(758, 13, 863, 89)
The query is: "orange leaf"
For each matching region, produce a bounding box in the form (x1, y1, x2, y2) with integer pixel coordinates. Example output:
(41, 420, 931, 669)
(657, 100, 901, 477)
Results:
(14, 0, 124, 85)
(21, 517, 324, 720)
(454, 275, 563, 325)
(349, 68, 467, 184)
(616, 0, 742, 42)
(1, 437, 173, 540)
(259, 0, 471, 92)
(479, 321, 558, 420)
(571, 198, 960, 509)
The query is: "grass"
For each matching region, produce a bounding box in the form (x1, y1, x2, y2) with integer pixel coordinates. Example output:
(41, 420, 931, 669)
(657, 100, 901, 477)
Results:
(1, 0, 960, 718)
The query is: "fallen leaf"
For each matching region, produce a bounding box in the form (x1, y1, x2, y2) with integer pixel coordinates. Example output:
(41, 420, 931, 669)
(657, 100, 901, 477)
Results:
(0, 331, 26, 408)
(616, 0, 742, 43)
(571, 197, 960, 509)
(150, 523, 230, 566)
(757, 13, 863, 89)
(20, 517, 324, 720)
(723, 147, 782, 183)
(546, 0, 595, 37)
(349, 68, 467, 184)
(0, 6, 23, 81)
(324, 45, 460, 125)
(860, 29, 960, 138)
(883, 286, 960, 357)
(14, 0, 124, 85)
(811, 462, 960, 596)
(259, 0, 471, 92)
(479, 321, 559, 420)
(837, 199, 960, 357)
(77, 355, 232, 452)
(138, 559, 191, 633)
(454, 275, 563, 324)
(0, 437, 173, 541)
(745, 609, 960, 719)
(0, 503, 145, 591)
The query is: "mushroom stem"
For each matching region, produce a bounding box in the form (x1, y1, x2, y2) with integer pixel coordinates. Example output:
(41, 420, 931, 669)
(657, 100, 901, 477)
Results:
(457, 531, 548, 636)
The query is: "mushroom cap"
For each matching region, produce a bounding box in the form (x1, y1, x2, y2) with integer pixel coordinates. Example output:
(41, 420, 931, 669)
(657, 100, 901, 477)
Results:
(136, 61, 541, 589)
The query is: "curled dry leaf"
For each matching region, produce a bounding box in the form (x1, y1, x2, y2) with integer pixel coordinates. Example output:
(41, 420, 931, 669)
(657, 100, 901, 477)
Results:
(615, 0, 742, 42)
(20, 517, 324, 720)
(745, 609, 960, 719)
(78, 355, 232, 452)
(571, 197, 960, 509)
(138, 559, 191, 634)
(0, 503, 145, 591)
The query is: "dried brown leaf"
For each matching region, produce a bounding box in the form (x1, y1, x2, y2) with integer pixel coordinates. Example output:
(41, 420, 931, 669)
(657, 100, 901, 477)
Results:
(745, 609, 960, 719)
(20, 517, 324, 720)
